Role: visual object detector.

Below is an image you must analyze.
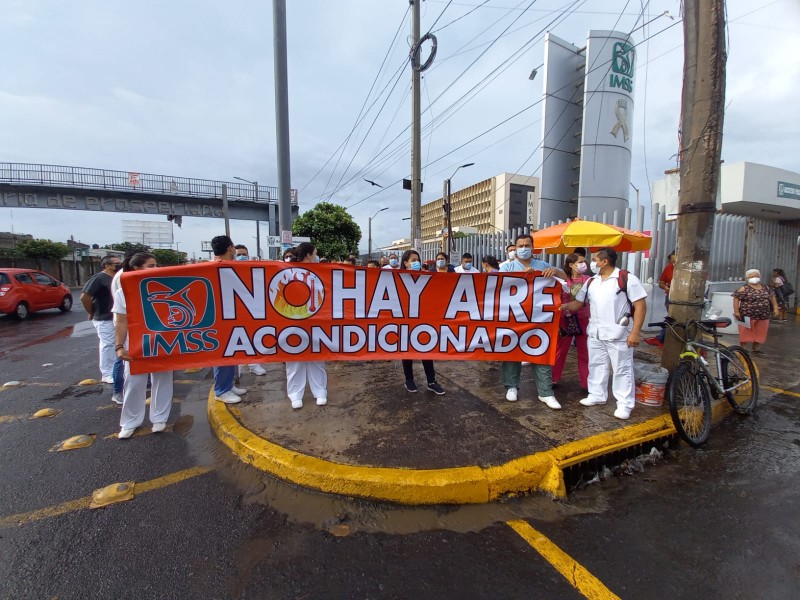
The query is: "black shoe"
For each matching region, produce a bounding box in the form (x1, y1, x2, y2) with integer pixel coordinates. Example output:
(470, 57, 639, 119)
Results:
(427, 382, 445, 395)
(405, 380, 418, 393)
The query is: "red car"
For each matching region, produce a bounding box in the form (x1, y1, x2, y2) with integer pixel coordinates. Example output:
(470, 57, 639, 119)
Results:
(0, 268, 73, 320)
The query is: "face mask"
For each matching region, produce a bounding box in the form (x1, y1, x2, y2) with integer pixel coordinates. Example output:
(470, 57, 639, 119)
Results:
(507, 251, 516, 260)
(313, 255, 320, 263)
(283, 257, 293, 262)
(410, 261, 421, 271)
(462, 262, 471, 271)
(112, 264, 122, 271)
(515, 247, 532, 260)
(436, 259, 446, 268)
(747, 277, 760, 284)
(235, 255, 248, 261)
(590, 261, 598, 272)
(576, 262, 588, 274)
(389, 258, 399, 267)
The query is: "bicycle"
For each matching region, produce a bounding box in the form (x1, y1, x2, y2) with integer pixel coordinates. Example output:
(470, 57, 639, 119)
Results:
(648, 317, 758, 448)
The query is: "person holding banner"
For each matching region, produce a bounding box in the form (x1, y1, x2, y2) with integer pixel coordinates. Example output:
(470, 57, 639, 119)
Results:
(429, 252, 455, 273)
(400, 249, 446, 395)
(112, 253, 175, 439)
(211, 236, 248, 404)
(499, 234, 567, 410)
(552, 253, 590, 391)
(560, 248, 648, 420)
(285, 242, 329, 409)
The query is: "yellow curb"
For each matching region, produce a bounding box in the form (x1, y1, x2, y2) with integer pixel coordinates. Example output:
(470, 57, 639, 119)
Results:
(209, 388, 719, 505)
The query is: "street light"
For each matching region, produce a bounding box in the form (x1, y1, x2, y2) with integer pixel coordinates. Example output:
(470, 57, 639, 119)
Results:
(234, 176, 261, 258)
(629, 181, 640, 225)
(443, 162, 475, 252)
(368, 207, 389, 258)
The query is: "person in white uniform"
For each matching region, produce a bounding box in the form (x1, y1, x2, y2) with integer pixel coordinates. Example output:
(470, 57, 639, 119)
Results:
(560, 247, 647, 420)
(454, 253, 481, 274)
(112, 252, 175, 439)
(285, 242, 328, 409)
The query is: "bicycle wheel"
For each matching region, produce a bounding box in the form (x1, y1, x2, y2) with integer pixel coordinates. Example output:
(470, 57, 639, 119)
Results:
(720, 345, 758, 415)
(667, 361, 713, 447)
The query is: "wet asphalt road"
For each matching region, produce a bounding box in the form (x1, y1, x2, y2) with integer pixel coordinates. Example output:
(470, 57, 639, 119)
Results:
(1, 293, 799, 599)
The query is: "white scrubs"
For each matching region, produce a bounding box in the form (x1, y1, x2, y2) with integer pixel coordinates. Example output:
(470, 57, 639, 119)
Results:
(285, 361, 328, 403)
(113, 288, 174, 430)
(576, 268, 647, 411)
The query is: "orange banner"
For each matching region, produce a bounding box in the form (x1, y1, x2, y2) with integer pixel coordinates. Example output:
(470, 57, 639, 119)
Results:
(121, 262, 561, 375)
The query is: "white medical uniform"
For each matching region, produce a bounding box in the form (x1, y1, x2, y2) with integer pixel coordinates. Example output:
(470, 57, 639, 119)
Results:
(112, 288, 174, 430)
(575, 268, 647, 410)
(285, 361, 328, 403)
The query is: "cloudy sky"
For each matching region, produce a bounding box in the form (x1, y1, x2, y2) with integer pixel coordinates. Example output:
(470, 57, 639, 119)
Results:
(1, 0, 798, 258)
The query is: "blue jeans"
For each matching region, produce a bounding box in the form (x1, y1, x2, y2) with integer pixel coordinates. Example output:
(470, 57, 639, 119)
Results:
(112, 357, 125, 394)
(213, 366, 236, 395)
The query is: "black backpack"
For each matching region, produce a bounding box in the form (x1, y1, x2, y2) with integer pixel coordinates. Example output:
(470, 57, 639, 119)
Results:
(781, 280, 795, 297)
(585, 270, 634, 315)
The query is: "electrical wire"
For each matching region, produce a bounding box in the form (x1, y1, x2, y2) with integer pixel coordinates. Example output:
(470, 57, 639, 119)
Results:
(433, 0, 490, 32)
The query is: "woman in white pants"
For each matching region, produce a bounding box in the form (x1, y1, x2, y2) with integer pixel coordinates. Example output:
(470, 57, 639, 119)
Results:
(285, 242, 328, 409)
(112, 253, 174, 439)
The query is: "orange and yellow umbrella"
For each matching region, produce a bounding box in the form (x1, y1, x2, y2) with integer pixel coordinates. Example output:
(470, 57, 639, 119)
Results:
(532, 219, 651, 253)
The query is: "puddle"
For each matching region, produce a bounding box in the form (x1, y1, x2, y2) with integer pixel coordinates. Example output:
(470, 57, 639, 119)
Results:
(0, 324, 76, 358)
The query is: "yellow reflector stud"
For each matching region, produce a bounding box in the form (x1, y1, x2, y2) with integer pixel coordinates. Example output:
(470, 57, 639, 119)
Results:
(90, 482, 136, 509)
(145, 397, 151, 406)
(79, 379, 98, 386)
(32, 408, 60, 419)
(52, 434, 96, 452)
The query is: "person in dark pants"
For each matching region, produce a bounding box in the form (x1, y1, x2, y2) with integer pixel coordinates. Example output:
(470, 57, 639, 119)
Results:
(399, 249, 445, 396)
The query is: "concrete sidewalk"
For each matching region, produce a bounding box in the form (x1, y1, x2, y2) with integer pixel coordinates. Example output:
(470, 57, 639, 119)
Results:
(208, 314, 796, 505)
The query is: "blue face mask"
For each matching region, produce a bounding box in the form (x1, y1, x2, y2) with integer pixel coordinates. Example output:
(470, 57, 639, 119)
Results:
(464, 262, 473, 271)
(235, 255, 249, 261)
(436, 259, 446, 268)
(515, 247, 532, 260)
(389, 258, 399, 267)
(410, 261, 421, 271)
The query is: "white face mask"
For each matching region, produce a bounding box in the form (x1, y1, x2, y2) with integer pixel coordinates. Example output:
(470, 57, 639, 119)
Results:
(507, 251, 516, 260)
(747, 277, 760, 284)
(590, 261, 598, 272)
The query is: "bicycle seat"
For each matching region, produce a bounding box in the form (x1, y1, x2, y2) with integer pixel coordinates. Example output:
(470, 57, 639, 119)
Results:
(699, 317, 732, 329)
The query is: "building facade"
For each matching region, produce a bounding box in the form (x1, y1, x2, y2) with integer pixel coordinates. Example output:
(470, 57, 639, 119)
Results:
(419, 172, 539, 244)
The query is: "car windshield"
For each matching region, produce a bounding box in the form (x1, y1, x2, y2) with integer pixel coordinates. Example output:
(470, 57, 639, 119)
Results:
(0, 273, 10, 285)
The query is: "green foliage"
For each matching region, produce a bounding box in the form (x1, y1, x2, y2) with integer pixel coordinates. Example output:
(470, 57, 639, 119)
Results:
(0, 247, 23, 258)
(109, 242, 150, 254)
(451, 231, 468, 239)
(16, 239, 71, 259)
(291, 202, 362, 260)
(151, 249, 187, 266)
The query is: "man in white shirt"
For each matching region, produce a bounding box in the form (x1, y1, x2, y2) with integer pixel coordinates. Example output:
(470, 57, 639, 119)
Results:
(499, 234, 568, 410)
(499, 244, 516, 269)
(454, 253, 481, 274)
(561, 247, 647, 419)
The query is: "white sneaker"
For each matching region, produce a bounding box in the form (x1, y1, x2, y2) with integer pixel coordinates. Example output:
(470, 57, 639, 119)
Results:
(521, 362, 531, 366)
(315, 397, 327, 406)
(118, 428, 135, 439)
(579, 397, 607, 407)
(539, 395, 562, 410)
(506, 387, 518, 402)
(248, 364, 267, 376)
(614, 407, 632, 420)
(231, 386, 248, 395)
(291, 398, 303, 409)
(215, 391, 241, 404)
(111, 392, 123, 405)
(101, 375, 114, 384)
(151, 422, 167, 433)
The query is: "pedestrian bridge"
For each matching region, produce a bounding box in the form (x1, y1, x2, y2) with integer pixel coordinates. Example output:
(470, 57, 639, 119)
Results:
(0, 162, 297, 222)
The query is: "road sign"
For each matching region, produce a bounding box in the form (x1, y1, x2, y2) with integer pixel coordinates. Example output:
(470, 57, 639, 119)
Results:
(128, 172, 140, 186)
(281, 230, 293, 244)
(266, 235, 310, 248)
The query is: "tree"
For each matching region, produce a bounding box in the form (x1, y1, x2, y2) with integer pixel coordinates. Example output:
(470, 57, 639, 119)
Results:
(152, 249, 187, 266)
(16, 239, 70, 259)
(110, 242, 150, 254)
(292, 202, 361, 260)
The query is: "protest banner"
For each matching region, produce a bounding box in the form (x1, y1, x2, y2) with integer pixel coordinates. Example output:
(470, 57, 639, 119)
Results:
(120, 262, 561, 375)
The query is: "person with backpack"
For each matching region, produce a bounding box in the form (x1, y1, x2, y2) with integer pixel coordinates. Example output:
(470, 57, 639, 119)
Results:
(771, 268, 793, 321)
(560, 247, 647, 420)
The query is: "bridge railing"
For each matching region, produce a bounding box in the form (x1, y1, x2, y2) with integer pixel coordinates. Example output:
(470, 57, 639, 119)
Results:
(0, 162, 298, 206)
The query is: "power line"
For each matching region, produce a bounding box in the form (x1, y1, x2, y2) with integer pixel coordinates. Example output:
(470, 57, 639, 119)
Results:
(426, 0, 454, 32)
(432, 0, 489, 32)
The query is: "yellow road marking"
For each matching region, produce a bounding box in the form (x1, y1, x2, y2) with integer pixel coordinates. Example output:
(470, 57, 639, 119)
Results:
(762, 385, 800, 398)
(0, 415, 21, 424)
(507, 520, 621, 600)
(0, 466, 213, 528)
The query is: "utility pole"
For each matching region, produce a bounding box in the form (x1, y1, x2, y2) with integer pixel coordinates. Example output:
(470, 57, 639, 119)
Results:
(441, 178, 450, 254)
(662, 0, 727, 369)
(410, 0, 422, 250)
(273, 0, 293, 247)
